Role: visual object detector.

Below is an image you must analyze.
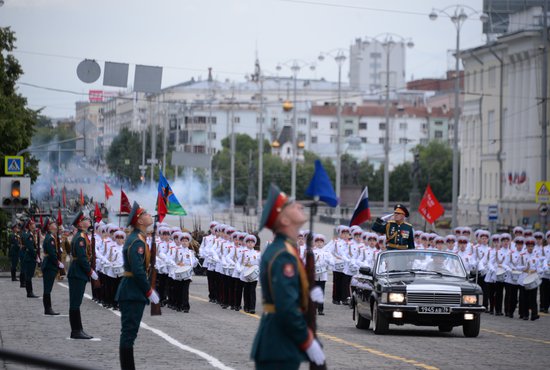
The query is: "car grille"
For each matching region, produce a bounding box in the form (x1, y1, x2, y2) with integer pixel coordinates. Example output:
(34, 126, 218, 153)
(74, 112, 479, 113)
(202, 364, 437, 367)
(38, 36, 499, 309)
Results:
(406, 292, 461, 305)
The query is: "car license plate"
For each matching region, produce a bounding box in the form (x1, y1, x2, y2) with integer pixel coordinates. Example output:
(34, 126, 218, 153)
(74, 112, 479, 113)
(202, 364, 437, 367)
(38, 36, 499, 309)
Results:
(418, 306, 450, 314)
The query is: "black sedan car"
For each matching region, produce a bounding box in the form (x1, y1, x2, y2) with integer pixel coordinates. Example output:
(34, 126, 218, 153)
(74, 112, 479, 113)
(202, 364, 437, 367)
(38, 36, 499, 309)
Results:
(351, 250, 485, 337)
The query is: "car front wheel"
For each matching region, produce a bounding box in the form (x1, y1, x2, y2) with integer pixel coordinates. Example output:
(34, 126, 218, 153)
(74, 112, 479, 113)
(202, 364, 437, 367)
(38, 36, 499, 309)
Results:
(355, 301, 370, 330)
(372, 301, 389, 334)
(463, 315, 480, 337)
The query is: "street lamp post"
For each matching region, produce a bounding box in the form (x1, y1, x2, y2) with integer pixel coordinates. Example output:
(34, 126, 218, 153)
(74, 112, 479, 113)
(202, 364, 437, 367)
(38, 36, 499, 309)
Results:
(318, 50, 347, 218)
(276, 60, 316, 199)
(363, 34, 414, 212)
(429, 5, 488, 228)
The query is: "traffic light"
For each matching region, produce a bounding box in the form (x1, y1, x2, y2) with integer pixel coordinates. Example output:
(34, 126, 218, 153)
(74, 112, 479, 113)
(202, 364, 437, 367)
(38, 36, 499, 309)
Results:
(1, 177, 30, 209)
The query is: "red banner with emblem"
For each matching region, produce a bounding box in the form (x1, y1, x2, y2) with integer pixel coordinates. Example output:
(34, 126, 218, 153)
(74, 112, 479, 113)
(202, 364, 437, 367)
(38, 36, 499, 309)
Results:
(418, 184, 445, 224)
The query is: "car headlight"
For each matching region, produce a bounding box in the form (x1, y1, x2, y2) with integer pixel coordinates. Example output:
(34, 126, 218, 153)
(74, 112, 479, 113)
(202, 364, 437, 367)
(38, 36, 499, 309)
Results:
(388, 292, 405, 303)
(462, 295, 477, 304)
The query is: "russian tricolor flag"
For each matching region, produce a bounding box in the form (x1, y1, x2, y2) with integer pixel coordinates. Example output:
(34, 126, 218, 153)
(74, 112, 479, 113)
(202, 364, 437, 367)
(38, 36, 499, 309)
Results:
(349, 187, 371, 226)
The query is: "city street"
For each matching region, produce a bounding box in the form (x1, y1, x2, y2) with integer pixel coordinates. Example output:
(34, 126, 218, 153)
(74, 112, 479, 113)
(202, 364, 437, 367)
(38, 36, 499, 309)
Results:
(0, 273, 548, 370)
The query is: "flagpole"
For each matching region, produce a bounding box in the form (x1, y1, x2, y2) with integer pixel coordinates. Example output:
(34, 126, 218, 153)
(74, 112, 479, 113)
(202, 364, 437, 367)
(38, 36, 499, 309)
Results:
(119, 186, 122, 228)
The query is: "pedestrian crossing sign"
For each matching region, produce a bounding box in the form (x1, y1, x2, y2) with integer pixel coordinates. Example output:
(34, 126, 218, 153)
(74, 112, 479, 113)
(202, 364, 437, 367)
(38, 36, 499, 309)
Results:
(535, 181, 550, 203)
(4, 156, 24, 175)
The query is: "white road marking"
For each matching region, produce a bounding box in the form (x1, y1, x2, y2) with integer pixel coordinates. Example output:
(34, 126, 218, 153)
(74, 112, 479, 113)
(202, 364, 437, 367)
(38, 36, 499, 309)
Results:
(58, 282, 234, 370)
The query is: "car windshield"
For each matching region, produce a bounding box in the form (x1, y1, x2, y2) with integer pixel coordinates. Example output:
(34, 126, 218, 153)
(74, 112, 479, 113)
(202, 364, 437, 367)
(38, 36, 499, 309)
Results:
(376, 251, 467, 278)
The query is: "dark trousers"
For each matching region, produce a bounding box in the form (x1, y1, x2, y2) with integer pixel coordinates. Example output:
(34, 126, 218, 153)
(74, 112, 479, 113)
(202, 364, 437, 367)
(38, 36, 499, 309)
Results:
(181, 279, 191, 310)
(157, 273, 168, 301)
(342, 274, 352, 301)
(255, 360, 300, 370)
(478, 275, 489, 308)
(234, 278, 243, 309)
(332, 271, 345, 302)
(216, 272, 225, 306)
(119, 301, 146, 348)
(68, 278, 87, 310)
(223, 274, 235, 307)
(10, 256, 18, 273)
(504, 283, 518, 316)
(485, 282, 495, 312)
(207, 270, 217, 301)
(315, 280, 326, 313)
(520, 286, 538, 318)
(42, 269, 57, 295)
(243, 280, 257, 312)
(540, 278, 550, 311)
(494, 282, 505, 314)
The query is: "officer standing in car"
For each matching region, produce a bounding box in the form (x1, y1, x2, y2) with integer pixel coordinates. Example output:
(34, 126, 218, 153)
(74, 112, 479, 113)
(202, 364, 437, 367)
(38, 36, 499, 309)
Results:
(372, 204, 415, 250)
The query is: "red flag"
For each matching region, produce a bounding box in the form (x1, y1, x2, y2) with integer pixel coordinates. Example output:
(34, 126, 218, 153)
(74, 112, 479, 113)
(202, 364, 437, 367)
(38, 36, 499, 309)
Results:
(94, 202, 102, 223)
(418, 184, 445, 224)
(120, 189, 131, 214)
(157, 192, 167, 223)
(57, 209, 63, 226)
(104, 183, 114, 201)
(62, 187, 67, 208)
(50, 186, 55, 198)
(80, 188, 84, 206)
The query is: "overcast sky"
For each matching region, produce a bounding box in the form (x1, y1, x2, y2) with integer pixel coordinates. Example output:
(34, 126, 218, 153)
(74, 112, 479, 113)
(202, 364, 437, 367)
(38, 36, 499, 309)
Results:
(2, 0, 485, 118)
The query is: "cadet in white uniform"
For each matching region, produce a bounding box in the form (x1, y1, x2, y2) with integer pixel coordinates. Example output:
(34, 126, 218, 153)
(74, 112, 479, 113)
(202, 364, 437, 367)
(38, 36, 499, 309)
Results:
(518, 237, 541, 321)
(327, 226, 350, 305)
(313, 234, 332, 315)
(240, 234, 260, 314)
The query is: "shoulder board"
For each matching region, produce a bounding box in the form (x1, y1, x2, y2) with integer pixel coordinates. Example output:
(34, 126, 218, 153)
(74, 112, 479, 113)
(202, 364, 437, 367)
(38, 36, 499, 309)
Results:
(80, 232, 87, 238)
(404, 222, 412, 226)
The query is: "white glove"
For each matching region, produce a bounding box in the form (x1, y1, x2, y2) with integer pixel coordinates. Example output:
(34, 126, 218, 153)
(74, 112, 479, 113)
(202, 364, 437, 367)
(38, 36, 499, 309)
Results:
(90, 270, 98, 280)
(58, 262, 65, 269)
(310, 286, 324, 304)
(305, 339, 325, 366)
(147, 289, 160, 304)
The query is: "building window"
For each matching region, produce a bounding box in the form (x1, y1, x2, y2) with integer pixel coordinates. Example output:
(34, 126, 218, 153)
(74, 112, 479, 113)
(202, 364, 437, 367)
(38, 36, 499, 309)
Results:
(287, 147, 291, 154)
(488, 66, 496, 88)
(298, 118, 307, 125)
(271, 117, 278, 124)
(298, 133, 306, 142)
(359, 122, 367, 130)
(361, 137, 367, 143)
(370, 52, 382, 59)
(434, 120, 443, 126)
(330, 136, 336, 143)
(311, 136, 318, 143)
(344, 129, 353, 137)
(256, 117, 265, 124)
(488, 110, 495, 145)
(330, 122, 338, 129)
(233, 116, 240, 124)
(399, 138, 408, 144)
(421, 123, 427, 131)
(379, 137, 385, 144)
(399, 122, 407, 130)
(208, 132, 216, 140)
(311, 121, 318, 129)
(379, 122, 386, 130)
(420, 138, 428, 145)
(435, 130, 443, 138)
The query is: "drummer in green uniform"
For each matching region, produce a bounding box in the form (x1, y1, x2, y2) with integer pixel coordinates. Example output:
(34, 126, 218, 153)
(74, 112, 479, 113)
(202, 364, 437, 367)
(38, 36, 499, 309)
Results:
(372, 204, 415, 250)
(68, 211, 99, 339)
(8, 222, 22, 282)
(251, 184, 325, 370)
(41, 218, 64, 315)
(22, 218, 39, 298)
(116, 201, 159, 370)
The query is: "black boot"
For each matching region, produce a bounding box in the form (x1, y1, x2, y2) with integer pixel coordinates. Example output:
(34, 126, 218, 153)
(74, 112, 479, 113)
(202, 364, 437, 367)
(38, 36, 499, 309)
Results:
(20, 273, 26, 288)
(43, 294, 59, 315)
(26, 281, 39, 298)
(69, 310, 93, 339)
(120, 347, 135, 370)
(11, 269, 18, 281)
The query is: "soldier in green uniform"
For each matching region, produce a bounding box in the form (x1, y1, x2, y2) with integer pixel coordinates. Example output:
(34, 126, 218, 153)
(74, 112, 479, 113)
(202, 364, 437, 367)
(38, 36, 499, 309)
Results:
(41, 218, 64, 315)
(22, 218, 40, 298)
(116, 201, 158, 370)
(68, 211, 99, 339)
(251, 184, 325, 370)
(372, 204, 415, 250)
(8, 222, 22, 282)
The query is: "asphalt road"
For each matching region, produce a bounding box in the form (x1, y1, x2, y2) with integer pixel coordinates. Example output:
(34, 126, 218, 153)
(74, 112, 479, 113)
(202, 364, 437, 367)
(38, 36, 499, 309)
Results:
(0, 273, 548, 370)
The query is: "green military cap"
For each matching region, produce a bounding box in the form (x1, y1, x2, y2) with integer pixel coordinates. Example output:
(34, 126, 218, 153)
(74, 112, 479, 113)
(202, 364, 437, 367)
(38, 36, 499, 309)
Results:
(127, 201, 147, 227)
(22, 217, 35, 230)
(394, 204, 409, 217)
(258, 184, 290, 231)
(70, 210, 89, 227)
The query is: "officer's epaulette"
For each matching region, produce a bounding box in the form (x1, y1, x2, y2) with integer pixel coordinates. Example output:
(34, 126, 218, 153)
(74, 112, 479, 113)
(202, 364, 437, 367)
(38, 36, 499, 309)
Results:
(403, 222, 412, 226)
(80, 232, 87, 238)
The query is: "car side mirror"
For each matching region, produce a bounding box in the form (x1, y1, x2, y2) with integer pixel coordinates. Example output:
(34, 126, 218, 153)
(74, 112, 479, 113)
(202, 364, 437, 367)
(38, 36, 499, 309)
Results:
(359, 266, 372, 276)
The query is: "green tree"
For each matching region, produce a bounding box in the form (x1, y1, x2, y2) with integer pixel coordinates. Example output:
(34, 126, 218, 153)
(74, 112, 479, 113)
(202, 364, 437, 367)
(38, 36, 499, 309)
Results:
(32, 116, 77, 171)
(357, 160, 382, 201)
(0, 27, 39, 181)
(416, 141, 453, 202)
(106, 128, 143, 185)
(389, 162, 412, 201)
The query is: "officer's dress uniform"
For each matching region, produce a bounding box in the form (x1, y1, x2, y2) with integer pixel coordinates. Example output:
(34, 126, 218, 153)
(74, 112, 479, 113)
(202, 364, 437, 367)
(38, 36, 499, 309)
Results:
(251, 234, 313, 370)
(22, 229, 39, 298)
(68, 227, 95, 339)
(9, 230, 21, 281)
(42, 230, 61, 315)
(372, 219, 415, 250)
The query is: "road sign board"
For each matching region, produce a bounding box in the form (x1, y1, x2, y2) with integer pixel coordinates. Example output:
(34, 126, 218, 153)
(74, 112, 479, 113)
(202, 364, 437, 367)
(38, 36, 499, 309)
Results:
(4, 156, 24, 175)
(539, 204, 548, 217)
(488, 205, 498, 221)
(536, 181, 550, 203)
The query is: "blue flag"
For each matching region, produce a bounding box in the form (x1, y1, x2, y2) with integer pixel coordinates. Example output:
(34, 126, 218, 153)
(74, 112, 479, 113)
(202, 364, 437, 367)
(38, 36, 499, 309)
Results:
(305, 160, 338, 207)
(158, 171, 187, 216)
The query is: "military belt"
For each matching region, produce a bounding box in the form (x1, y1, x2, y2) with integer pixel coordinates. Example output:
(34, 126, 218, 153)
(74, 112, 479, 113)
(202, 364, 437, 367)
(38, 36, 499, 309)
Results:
(123, 272, 134, 277)
(263, 303, 276, 313)
(387, 243, 408, 250)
